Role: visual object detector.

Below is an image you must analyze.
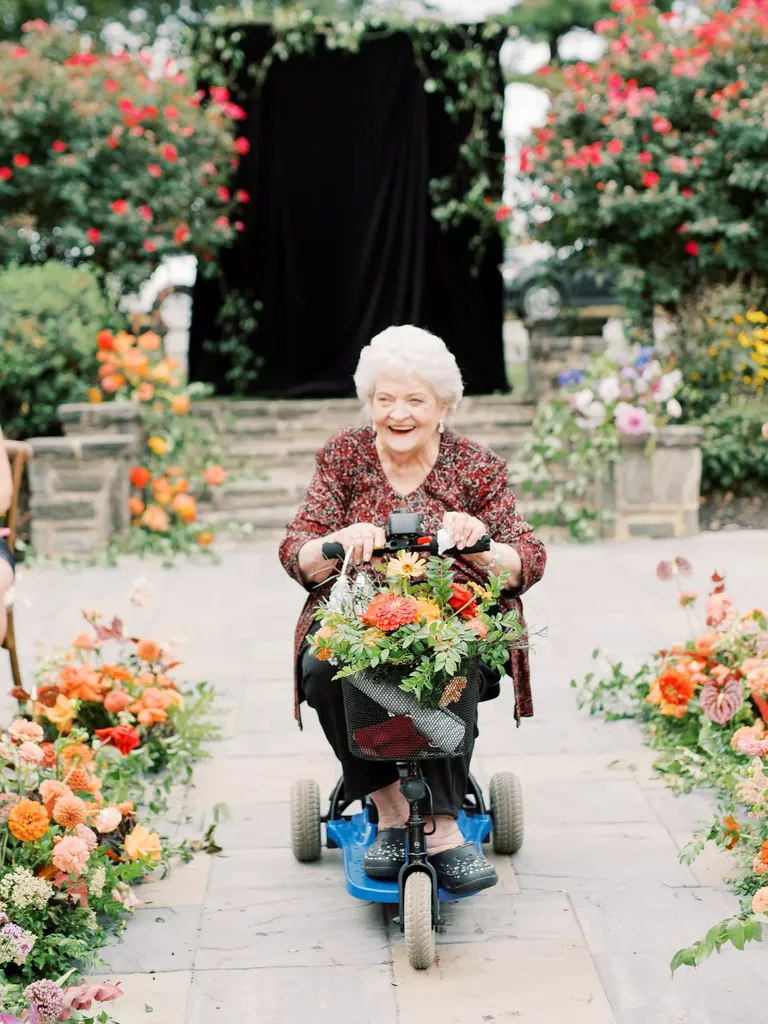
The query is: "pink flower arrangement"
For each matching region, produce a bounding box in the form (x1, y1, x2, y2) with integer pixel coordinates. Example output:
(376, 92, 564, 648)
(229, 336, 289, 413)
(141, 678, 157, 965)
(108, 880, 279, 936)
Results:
(614, 402, 652, 435)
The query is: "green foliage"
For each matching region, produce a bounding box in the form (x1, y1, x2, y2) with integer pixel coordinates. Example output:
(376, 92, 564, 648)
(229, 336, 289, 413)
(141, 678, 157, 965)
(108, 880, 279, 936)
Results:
(699, 399, 768, 496)
(571, 649, 651, 719)
(517, 1, 768, 318)
(0, 262, 109, 438)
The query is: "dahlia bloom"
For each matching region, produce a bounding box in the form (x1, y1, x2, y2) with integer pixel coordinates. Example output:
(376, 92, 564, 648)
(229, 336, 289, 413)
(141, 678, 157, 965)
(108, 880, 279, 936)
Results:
(370, 596, 420, 632)
(731, 722, 768, 757)
(743, 658, 768, 698)
(752, 887, 768, 915)
(53, 793, 88, 829)
(9, 719, 44, 744)
(614, 402, 652, 436)
(52, 835, 91, 875)
(706, 591, 735, 627)
(17, 742, 45, 764)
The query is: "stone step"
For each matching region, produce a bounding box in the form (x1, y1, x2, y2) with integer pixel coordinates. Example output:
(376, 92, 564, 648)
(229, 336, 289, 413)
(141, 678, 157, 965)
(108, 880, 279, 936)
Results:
(217, 406, 536, 439)
(194, 393, 536, 420)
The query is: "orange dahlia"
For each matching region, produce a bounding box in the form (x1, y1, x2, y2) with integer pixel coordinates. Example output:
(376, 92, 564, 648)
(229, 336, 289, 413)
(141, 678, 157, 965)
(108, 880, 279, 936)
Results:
(53, 792, 88, 829)
(8, 799, 50, 842)
(65, 768, 94, 794)
(370, 596, 420, 632)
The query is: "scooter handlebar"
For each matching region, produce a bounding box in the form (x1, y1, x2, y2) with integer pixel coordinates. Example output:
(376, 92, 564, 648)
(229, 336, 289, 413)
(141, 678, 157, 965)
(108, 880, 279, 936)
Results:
(321, 535, 491, 562)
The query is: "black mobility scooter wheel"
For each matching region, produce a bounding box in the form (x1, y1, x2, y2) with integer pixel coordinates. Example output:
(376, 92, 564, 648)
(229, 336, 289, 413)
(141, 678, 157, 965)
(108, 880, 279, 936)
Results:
(490, 772, 524, 855)
(290, 779, 322, 862)
(404, 871, 435, 970)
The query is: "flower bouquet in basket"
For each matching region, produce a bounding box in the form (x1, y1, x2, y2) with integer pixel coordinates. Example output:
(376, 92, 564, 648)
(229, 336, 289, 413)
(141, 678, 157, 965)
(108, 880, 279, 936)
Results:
(309, 549, 526, 757)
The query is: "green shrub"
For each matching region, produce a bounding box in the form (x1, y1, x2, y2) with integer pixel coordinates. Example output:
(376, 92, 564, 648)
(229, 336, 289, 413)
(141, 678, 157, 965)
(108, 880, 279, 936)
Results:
(699, 400, 768, 496)
(0, 262, 111, 438)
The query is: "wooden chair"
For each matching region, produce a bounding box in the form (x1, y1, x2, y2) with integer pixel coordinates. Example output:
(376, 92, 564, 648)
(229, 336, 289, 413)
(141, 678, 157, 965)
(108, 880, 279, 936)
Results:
(2, 440, 32, 692)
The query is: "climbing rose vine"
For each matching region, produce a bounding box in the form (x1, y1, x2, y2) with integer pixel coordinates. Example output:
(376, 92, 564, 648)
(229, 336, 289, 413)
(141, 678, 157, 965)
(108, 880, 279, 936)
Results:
(0, 21, 252, 293)
(518, 0, 768, 316)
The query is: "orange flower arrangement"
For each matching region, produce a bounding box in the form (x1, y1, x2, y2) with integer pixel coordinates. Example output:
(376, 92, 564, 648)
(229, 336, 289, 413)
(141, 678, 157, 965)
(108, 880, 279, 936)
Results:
(8, 799, 50, 842)
(59, 663, 105, 703)
(368, 595, 421, 632)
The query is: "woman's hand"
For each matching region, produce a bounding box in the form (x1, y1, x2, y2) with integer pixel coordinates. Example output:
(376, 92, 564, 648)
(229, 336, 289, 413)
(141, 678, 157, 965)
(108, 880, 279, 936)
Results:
(330, 522, 386, 565)
(442, 511, 489, 560)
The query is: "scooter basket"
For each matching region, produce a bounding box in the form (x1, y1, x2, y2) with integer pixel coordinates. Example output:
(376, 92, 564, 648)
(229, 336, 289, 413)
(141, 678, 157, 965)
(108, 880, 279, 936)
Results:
(341, 659, 480, 761)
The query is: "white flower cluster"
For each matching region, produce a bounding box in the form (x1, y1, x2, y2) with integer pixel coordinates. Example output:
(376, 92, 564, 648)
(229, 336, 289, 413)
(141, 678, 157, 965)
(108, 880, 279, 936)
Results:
(0, 866, 54, 911)
(88, 864, 107, 899)
(567, 353, 683, 435)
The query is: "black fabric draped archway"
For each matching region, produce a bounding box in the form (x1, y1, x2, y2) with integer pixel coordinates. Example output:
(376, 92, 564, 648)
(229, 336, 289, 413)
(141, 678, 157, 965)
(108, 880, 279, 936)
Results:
(188, 24, 508, 397)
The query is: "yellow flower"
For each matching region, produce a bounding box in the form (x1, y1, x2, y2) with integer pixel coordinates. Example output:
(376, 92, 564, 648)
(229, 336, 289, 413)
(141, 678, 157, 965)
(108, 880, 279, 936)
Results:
(734, 314, 745, 324)
(88, 388, 103, 404)
(148, 436, 168, 455)
(124, 823, 162, 862)
(414, 598, 441, 623)
(738, 332, 751, 348)
(387, 550, 427, 580)
(468, 580, 494, 601)
(43, 694, 76, 733)
(746, 310, 767, 323)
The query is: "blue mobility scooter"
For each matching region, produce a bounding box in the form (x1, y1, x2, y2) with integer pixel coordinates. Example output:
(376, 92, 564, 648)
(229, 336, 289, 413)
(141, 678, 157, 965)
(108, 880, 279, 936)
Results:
(289, 513, 524, 970)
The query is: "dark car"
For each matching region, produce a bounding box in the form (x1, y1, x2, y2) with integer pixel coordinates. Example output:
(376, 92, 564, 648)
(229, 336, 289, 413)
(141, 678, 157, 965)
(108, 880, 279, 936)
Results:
(503, 248, 617, 321)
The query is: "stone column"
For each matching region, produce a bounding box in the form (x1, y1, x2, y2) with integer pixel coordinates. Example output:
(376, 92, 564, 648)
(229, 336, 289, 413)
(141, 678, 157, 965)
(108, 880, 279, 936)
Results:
(26, 402, 144, 557)
(613, 425, 702, 540)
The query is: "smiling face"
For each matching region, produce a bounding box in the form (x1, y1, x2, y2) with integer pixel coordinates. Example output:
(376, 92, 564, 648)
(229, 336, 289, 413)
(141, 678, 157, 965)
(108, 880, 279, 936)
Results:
(370, 372, 449, 457)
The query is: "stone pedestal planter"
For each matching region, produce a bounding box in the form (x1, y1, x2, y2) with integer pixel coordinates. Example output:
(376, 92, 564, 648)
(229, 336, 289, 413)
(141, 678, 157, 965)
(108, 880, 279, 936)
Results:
(27, 403, 143, 556)
(527, 330, 606, 398)
(611, 425, 702, 540)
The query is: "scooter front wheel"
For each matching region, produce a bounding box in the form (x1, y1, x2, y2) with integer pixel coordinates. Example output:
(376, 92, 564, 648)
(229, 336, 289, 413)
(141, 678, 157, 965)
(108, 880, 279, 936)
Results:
(290, 778, 322, 862)
(404, 871, 435, 970)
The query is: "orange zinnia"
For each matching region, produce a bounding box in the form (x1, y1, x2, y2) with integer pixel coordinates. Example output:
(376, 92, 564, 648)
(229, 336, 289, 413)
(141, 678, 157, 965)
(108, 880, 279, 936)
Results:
(8, 799, 50, 842)
(60, 743, 93, 764)
(371, 596, 420, 632)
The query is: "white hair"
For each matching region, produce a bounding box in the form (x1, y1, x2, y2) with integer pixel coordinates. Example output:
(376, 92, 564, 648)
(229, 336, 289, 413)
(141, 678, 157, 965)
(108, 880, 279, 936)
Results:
(353, 325, 464, 414)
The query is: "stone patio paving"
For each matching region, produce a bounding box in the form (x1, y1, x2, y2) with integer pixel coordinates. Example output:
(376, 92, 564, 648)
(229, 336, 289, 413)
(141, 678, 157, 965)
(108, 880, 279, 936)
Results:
(2, 530, 767, 1023)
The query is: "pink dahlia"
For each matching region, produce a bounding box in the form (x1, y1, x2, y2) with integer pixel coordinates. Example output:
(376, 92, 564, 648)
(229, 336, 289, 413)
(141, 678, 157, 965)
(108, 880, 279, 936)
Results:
(614, 403, 652, 436)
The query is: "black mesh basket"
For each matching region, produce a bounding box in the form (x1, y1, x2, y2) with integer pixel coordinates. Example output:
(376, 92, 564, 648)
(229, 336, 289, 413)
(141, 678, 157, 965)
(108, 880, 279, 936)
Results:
(341, 659, 480, 761)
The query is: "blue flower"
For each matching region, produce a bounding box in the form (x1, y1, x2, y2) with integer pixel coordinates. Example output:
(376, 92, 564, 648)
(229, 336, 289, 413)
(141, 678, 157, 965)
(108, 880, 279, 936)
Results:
(557, 369, 586, 387)
(634, 346, 655, 370)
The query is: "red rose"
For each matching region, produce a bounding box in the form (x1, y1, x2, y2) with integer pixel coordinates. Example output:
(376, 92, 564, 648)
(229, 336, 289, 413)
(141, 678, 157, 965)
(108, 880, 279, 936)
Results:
(147, 163, 161, 177)
(638, 151, 653, 165)
(129, 466, 152, 488)
(104, 78, 119, 91)
(96, 329, 114, 350)
(642, 171, 660, 188)
(685, 241, 700, 256)
(681, 187, 693, 198)
(174, 224, 189, 244)
(233, 137, 250, 155)
(52, 140, 67, 153)
(106, 135, 119, 149)
(215, 215, 229, 228)
(710, 108, 721, 120)
(161, 143, 178, 162)
(139, 205, 153, 221)
(235, 189, 250, 203)
(448, 584, 478, 620)
(0, 167, 13, 181)
(12, 154, 30, 168)
(95, 725, 141, 756)
(111, 199, 128, 214)
(87, 227, 101, 244)
(217, 186, 230, 201)
(164, 105, 179, 119)
(210, 86, 230, 103)
(652, 116, 671, 135)
(235, 220, 245, 232)
(607, 138, 623, 155)
(143, 239, 157, 252)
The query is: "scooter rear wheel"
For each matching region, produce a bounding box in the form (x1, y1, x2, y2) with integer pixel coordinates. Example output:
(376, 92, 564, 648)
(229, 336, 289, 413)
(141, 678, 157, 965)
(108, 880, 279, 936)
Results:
(290, 779, 322, 862)
(404, 871, 435, 970)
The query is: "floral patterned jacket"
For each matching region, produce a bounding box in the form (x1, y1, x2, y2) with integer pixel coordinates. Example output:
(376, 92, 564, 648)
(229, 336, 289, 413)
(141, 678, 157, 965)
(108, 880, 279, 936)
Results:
(279, 427, 547, 726)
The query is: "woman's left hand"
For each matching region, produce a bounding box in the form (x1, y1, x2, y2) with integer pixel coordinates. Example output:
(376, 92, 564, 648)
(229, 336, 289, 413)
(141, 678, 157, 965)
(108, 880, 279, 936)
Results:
(442, 511, 490, 560)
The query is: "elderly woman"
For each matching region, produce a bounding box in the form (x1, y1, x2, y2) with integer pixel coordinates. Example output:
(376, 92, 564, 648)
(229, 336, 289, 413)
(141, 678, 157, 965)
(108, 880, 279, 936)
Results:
(0, 425, 15, 646)
(279, 326, 546, 895)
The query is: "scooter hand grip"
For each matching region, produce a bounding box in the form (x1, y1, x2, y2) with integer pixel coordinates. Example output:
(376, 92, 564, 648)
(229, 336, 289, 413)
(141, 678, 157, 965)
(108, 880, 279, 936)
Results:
(322, 541, 346, 561)
(444, 535, 492, 556)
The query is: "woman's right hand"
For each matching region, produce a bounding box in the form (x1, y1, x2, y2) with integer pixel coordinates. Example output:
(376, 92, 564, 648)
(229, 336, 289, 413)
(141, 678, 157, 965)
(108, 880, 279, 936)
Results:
(330, 523, 386, 565)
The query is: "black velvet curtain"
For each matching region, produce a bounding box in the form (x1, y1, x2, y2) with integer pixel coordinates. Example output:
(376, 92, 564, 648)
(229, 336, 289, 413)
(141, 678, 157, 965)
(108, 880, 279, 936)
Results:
(188, 25, 508, 397)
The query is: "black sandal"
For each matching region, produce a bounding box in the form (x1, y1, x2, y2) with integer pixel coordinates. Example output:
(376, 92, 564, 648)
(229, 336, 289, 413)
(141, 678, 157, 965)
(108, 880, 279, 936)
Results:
(363, 828, 407, 881)
(429, 842, 498, 895)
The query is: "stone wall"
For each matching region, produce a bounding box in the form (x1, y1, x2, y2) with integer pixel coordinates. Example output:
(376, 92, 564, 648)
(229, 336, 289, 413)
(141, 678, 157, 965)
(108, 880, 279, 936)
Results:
(27, 403, 143, 556)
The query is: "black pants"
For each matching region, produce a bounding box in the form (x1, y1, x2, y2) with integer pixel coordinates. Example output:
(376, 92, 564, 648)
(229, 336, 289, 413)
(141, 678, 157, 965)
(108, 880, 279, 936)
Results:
(300, 642, 499, 818)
